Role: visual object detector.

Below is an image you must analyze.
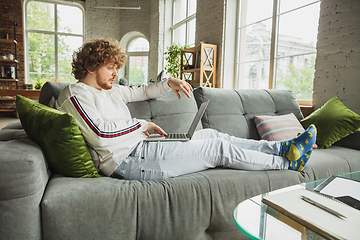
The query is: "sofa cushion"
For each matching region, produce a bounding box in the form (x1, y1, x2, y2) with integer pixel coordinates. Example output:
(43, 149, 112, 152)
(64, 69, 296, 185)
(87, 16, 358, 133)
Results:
(41, 173, 212, 240)
(301, 96, 360, 149)
(254, 113, 305, 141)
(304, 146, 360, 179)
(0, 137, 50, 239)
(194, 87, 303, 139)
(16, 95, 100, 178)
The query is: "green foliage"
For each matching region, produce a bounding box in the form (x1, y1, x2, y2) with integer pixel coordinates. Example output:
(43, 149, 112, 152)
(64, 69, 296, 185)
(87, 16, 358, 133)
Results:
(276, 57, 315, 100)
(164, 44, 189, 78)
(34, 78, 43, 90)
(129, 66, 146, 86)
(27, 2, 76, 85)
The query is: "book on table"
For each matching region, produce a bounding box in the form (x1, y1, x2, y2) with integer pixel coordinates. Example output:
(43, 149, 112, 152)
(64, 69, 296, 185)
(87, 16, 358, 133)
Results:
(314, 175, 360, 210)
(262, 187, 360, 240)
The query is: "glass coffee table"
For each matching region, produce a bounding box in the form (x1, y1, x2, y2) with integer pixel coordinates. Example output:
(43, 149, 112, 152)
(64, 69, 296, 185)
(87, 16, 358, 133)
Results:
(233, 171, 360, 240)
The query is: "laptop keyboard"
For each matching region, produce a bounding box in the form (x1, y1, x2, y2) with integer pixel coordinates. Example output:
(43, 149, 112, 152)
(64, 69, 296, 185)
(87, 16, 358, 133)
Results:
(167, 133, 188, 139)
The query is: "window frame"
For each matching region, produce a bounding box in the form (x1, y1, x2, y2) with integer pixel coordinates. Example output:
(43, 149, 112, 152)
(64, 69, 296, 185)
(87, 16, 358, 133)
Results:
(236, 0, 320, 106)
(23, 0, 84, 84)
(125, 37, 150, 85)
(170, 0, 197, 46)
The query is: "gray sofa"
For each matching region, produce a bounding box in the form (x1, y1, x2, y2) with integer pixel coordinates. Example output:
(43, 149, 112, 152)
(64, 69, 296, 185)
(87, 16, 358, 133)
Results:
(1, 81, 360, 240)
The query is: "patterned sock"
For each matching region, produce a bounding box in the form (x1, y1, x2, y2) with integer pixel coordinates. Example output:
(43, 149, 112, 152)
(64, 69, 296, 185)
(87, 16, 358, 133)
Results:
(279, 124, 316, 162)
(288, 149, 313, 172)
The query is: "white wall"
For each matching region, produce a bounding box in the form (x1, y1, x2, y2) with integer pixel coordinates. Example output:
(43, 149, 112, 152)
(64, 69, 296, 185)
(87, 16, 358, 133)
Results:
(84, 0, 159, 81)
(314, 0, 360, 113)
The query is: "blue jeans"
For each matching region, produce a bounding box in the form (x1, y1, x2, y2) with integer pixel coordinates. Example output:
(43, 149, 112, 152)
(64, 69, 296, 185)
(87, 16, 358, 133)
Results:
(114, 129, 289, 180)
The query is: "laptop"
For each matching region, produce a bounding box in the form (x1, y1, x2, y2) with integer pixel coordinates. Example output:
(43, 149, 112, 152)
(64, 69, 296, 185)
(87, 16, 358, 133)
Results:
(146, 100, 209, 141)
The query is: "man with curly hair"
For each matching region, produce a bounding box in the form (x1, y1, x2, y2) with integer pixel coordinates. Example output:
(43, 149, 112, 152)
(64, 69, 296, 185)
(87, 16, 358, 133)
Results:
(57, 38, 317, 180)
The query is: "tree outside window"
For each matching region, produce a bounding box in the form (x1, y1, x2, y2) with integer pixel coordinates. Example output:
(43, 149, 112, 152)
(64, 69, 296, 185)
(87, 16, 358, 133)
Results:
(127, 37, 149, 86)
(25, 0, 83, 86)
(237, 0, 320, 102)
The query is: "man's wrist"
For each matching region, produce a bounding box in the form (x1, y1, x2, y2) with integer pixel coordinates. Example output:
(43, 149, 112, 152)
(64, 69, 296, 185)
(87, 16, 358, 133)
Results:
(163, 77, 172, 91)
(165, 77, 172, 86)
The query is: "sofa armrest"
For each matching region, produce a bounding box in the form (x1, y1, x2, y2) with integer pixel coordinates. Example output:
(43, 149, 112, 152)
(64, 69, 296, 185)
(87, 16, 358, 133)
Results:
(0, 137, 51, 239)
(333, 130, 360, 150)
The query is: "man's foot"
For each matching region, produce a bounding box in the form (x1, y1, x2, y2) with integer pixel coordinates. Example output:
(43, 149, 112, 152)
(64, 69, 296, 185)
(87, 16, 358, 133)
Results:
(279, 124, 316, 161)
(288, 149, 312, 172)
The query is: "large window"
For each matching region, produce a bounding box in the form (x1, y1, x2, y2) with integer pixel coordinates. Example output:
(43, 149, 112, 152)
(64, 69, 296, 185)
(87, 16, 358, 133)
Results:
(237, 0, 320, 103)
(171, 0, 196, 46)
(126, 37, 149, 86)
(25, 0, 84, 85)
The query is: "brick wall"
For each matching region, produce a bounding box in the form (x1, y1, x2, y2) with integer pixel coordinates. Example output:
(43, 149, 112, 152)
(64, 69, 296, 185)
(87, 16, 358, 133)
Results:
(314, 0, 360, 114)
(0, 0, 24, 112)
(195, 0, 225, 88)
(0, 0, 24, 89)
(148, 0, 164, 80)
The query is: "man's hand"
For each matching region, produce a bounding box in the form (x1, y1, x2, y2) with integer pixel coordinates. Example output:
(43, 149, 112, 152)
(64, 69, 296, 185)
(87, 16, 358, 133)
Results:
(143, 122, 167, 137)
(167, 77, 193, 99)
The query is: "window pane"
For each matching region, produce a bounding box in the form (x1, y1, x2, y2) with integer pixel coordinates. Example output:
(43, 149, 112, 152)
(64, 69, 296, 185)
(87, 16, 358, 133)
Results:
(58, 35, 82, 82)
(280, 0, 319, 14)
(173, 24, 186, 46)
(239, 19, 272, 63)
(173, 0, 187, 24)
(277, 3, 320, 57)
(27, 1, 54, 31)
(129, 56, 148, 86)
(238, 60, 270, 89)
(128, 38, 149, 52)
(57, 5, 83, 34)
(188, 0, 197, 16)
(28, 32, 55, 84)
(240, 0, 273, 27)
(275, 54, 315, 100)
(187, 19, 196, 46)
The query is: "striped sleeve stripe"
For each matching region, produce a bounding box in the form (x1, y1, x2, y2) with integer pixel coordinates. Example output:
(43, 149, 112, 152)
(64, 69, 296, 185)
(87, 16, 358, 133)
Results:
(70, 96, 141, 138)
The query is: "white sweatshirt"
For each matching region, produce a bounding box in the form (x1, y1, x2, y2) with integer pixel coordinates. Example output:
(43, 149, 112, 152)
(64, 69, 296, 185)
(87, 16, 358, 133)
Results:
(57, 80, 171, 176)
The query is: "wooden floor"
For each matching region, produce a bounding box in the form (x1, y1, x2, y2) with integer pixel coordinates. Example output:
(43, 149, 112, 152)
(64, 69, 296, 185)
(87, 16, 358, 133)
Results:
(0, 116, 19, 129)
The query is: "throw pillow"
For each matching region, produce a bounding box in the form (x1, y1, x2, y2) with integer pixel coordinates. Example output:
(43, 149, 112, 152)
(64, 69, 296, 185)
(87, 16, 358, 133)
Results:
(16, 95, 100, 178)
(254, 113, 305, 141)
(300, 96, 360, 149)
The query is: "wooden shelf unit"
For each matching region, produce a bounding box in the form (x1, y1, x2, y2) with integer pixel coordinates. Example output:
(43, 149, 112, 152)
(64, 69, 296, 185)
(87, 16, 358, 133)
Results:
(0, 89, 41, 113)
(0, 36, 18, 86)
(0, 97, 16, 101)
(0, 39, 17, 44)
(180, 43, 217, 88)
(0, 108, 16, 113)
(0, 23, 19, 115)
(0, 89, 40, 99)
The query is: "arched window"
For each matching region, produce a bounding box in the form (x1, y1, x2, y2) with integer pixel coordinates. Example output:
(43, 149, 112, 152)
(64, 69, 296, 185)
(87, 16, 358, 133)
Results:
(24, 0, 84, 84)
(126, 37, 149, 86)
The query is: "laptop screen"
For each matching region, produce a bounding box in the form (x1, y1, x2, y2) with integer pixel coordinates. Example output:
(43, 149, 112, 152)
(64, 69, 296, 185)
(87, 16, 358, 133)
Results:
(187, 100, 209, 138)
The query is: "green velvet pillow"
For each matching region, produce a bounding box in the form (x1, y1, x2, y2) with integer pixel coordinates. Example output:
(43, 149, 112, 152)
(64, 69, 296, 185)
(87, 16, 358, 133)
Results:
(16, 95, 100, 178)
(300, 96, 360, 149)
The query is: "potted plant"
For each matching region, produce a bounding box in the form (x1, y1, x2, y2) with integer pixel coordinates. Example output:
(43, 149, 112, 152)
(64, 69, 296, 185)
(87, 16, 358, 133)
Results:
(164, 44, 189, 79)
(34, 78, 43, 90)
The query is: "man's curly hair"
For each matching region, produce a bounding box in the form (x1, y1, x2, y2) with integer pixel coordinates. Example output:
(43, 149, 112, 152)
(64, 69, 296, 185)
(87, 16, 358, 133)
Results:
(72, 38, 127, 80)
